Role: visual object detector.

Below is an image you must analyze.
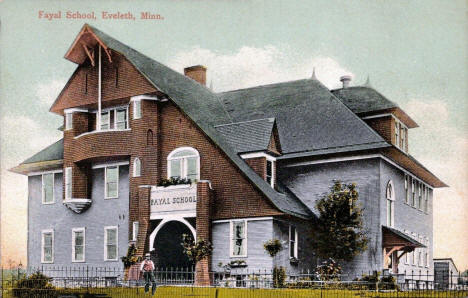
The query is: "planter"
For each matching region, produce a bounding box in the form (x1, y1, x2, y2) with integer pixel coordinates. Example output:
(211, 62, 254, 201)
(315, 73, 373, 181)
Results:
(289, 257, 299, 265)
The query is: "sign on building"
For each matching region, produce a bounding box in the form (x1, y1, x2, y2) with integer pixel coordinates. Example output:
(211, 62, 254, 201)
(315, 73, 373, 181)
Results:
(150, 184, 197, 217)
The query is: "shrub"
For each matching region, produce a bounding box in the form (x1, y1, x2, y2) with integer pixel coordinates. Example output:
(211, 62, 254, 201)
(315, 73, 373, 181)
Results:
(315, 258, 342, 281)
(273, 266, 286, 288)
(158, 177, 192, 187)
(121, 243, 141, 268)
(12, 271, 55, 298)
(181, 234, 213, 263)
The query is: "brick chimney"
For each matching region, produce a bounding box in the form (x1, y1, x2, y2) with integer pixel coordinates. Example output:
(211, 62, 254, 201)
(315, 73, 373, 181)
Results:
(184, 65, 207, 86)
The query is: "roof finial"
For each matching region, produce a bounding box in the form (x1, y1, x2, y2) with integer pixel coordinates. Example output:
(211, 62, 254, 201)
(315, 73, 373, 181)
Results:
(364, 75, 372, 87)
(209, 79, 213, 91)
(311, 67, 317, 80)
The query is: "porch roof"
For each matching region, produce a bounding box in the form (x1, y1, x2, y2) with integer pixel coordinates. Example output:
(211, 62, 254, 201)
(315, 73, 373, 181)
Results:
(382, 225, 425, 249)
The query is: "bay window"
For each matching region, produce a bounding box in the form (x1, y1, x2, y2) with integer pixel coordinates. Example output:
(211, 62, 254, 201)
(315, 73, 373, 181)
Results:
(231, 221, 247, 257)
(98, 107, 129, 131)
(167, 147, 200, 181)
(65, 167, 72, 199)
(105, 166, 119, 199)
(104, 226, 118, 261)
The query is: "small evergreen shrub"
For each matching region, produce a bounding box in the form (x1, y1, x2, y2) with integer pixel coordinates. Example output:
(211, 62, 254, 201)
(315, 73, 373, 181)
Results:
(272, 266, 286, 288)
(12, 271, 55, 298)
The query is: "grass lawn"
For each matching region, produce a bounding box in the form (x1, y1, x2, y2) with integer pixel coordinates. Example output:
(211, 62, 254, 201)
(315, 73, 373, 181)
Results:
(2, 286, 468, 297)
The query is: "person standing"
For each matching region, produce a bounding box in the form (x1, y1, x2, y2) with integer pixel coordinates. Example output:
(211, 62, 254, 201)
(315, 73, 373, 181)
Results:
(140, 253, 157, 295)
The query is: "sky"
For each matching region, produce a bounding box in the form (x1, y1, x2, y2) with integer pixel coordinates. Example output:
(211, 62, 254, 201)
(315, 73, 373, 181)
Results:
(0, 0, 467, 271)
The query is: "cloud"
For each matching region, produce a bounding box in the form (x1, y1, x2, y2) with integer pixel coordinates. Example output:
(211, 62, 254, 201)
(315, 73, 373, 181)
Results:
(168, 46, 353, 91)
(403, 99, 468, 269)
(36, 79, 66, 106)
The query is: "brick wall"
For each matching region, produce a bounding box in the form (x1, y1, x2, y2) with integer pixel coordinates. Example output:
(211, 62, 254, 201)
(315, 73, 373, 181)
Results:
(364, 116, 393, 144)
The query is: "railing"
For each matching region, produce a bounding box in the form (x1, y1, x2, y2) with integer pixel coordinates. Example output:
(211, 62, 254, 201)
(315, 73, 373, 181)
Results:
(1, 266, 467, 298)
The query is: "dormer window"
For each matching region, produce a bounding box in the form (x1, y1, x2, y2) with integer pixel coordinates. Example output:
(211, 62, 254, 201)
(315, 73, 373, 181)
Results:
(266, 160, 275, 187)
(394, 118, 408, 152)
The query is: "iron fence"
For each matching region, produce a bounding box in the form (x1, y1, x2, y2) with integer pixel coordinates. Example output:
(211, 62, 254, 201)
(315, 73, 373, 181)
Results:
(1, 266, 467, 297)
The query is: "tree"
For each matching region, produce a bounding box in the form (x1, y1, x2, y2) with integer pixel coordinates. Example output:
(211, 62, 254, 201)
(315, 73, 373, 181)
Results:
(311, 181, 368, 262)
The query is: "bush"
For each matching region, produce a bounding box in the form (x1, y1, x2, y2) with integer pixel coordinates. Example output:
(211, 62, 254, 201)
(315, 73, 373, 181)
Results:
(181, 233, 213, 263)
(12, 271, 55, 298)
(273, 266, 286, 288)
(315, 258, 342, 281)
(355, 271, 399, 290)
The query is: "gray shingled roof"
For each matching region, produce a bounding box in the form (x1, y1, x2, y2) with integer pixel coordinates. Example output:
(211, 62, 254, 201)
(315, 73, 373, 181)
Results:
(89, 25, 312, 219)
(215, 118, 275, 153)
(331, 86, 398, 114)
(22, 139, 64, 164)
(220, 79, 389, 155)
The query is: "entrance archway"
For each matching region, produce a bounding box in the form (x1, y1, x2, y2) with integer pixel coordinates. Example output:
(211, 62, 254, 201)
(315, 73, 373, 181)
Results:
(152, 220, 194, 268)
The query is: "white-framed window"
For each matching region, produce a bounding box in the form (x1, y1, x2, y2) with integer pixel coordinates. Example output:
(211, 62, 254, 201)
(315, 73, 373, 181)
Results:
(289, 225, 298, 258)
(424, 187, 429, 213)
(425, 238, 430, 267)
(105, 166, 119, 199)
(100, 110, 110, 130)
(132, 221, 139, 242)
(404, 175, 409, 204)
(98, 106, 129, 131)
(167, 147, 200, 181)
(395, 121, 400, 148)
(133, 157, 141, 177)
(411, 179, 416, 207)
(386, 180, 395, 227)
(104, 226, 118, 261)
(266, 160, 275, 187)
(230, 220, 247, 257)
(133, 100, 141, 119)
(42, 173, 55, 204)
(72, 228, 85, 262)
(404, 230, 410, 264)
(65, 167, 72, 200)
(65, 113, 73, 130)
(412, 233, 417, 266)
(41, 229, 54, 263)
(417, 183, 422, 210)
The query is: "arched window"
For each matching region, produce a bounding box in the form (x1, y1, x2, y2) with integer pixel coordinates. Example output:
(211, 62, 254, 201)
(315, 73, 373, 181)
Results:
(133, 157, 141, 177)
(167, 147, 200, 181)
(147, 130, 154, 146)
(386, 180, 395, 227)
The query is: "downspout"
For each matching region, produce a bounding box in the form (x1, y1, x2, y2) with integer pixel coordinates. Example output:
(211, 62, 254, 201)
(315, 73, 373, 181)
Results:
(97, 45, 102, 130)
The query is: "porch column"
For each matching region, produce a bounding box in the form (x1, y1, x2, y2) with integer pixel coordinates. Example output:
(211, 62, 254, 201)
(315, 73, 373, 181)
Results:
(195, 181, 213, 286)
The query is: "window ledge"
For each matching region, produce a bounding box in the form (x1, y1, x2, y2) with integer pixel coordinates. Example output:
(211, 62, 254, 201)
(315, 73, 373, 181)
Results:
(74, 128, 131, 139)
(42, 201, 55, 205)
(63, 198, 92, 214)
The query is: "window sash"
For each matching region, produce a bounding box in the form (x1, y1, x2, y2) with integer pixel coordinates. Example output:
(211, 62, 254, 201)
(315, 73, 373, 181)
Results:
(105, 227, 118, 261)
(42, 231, 53, 263)
(115, 108, 127, 129)
(65, 113, 73, 130)
(231, 221, 246, 257)
(289, 226, 298, 258)
(105, 166, 119, 198)
(168, 148, 200, 181)
(42, 173, 54, 204)
(266, 160, 273, 186)
(100, 111, 110, 130)
(133, 100, 141, 119)
(72, 229, 85, 262)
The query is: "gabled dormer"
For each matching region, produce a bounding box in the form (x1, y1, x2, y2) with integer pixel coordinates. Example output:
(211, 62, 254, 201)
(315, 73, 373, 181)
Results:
(215, 118, 281, 188)
(332, 76, 418, 154)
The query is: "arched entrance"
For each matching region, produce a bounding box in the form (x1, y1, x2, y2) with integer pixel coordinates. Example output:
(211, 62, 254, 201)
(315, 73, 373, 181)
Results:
(152, 220, 195, 268)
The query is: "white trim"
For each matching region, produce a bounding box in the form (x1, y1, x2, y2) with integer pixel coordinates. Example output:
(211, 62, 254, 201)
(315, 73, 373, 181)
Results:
(65, 167, 72, 200)
(149, 217, 196, 251)
(92, 161, 129, 169)
(72, 227, 86, 263)
(104, 165, 119, 199)
(74, 128, 132, 139)
(133, 99, 142, 119)
(41, 173, 55, 204)
(361, 113, 394, 120)
(283, 153, 434, 191)
(41, 229, 54, 263)
(104, 226, 119, 261)
(212, 217, 273, 224)
(230, 220, 248, 258)
(133, 157, 141, 177)
(167, 147, 200, 180)
(64, 108, 89, 114)
(240, 152, 277, 161)
(132, 221, 139, 242)
(130, 94, 160, 101)
(27, 169, 63, 177)
(289, 225, 298, 258)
